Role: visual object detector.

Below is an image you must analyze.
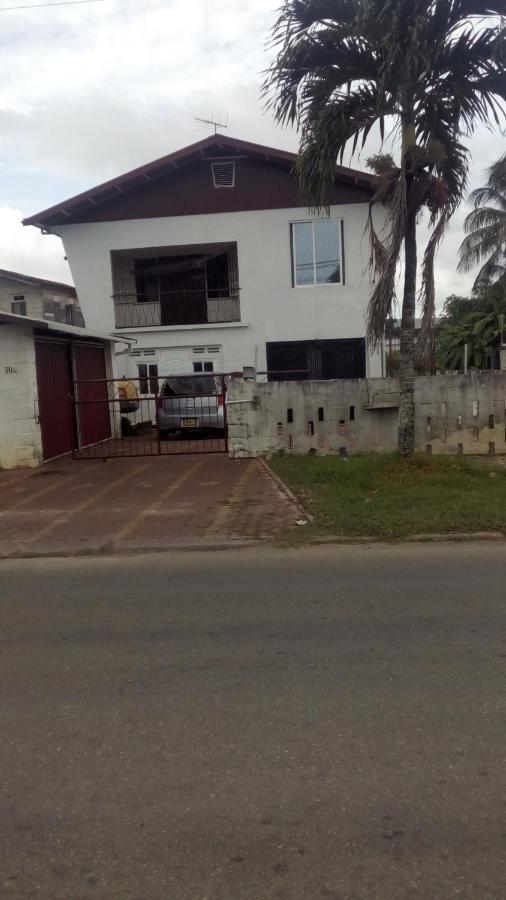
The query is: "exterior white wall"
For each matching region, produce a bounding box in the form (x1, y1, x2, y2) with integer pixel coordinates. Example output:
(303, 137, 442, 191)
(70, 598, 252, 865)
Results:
(0, 323, 43, 468)
(55, 203, 386, 378)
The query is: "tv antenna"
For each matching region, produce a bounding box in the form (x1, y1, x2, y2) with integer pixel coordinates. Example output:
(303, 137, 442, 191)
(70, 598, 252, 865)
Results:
(194, 113, 229, 135)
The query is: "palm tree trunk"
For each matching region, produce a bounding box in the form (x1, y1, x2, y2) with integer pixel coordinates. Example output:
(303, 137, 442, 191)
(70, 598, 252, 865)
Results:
(398, 208, 417, 455)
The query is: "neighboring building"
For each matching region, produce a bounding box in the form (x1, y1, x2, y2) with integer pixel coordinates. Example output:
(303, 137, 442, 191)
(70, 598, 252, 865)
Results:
(0, 268, 84, 327)
(24, 134, 385, 393)
(0, 310, 126, 468)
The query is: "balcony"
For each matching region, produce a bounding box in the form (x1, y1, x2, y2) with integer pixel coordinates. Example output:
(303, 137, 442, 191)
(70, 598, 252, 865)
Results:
(113, 289, 240, 329)
(111, 243, 241, 330)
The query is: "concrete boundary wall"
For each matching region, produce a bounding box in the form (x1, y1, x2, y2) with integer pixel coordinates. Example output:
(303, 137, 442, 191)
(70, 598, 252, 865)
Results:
(227, 373, 506, 458)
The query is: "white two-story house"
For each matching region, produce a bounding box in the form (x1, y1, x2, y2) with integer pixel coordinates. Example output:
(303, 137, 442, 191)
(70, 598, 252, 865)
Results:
(24, 134, 384, 390)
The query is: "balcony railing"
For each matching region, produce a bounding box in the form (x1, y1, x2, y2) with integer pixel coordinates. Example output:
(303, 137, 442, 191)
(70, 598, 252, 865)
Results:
(42, 303, 85, 327)
(113, 289, 241, 329)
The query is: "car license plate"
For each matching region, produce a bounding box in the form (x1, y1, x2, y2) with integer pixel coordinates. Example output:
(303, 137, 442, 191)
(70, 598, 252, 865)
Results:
(181, 417, 199, 428)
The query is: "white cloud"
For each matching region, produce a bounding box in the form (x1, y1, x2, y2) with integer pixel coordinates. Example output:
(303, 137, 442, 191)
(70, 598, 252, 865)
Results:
(0, 206, 71, 282)
(0, 0, 503, 303)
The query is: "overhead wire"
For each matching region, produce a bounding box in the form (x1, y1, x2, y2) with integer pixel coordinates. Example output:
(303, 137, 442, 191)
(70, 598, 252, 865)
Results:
(0, 0, 108, 11)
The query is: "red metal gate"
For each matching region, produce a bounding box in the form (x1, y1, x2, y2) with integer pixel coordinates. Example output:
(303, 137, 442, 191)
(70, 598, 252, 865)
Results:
(72, 374, 228, 459)
(35, 338, 76, 461)
(73, 344, 111, 448)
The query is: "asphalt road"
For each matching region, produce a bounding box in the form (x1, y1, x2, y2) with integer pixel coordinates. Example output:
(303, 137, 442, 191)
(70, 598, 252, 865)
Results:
(1, 543, 506, 900)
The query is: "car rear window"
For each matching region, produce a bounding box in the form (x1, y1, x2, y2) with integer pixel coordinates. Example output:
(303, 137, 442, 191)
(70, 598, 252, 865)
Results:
(162, 376, 217, 397)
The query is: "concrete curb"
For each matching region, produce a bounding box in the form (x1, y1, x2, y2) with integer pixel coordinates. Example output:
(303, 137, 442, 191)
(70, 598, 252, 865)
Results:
(305, 531, 506, 545)
(0, 540, 261, 561)
(258, 457, 314, 524)
(0, 532, 504, 561)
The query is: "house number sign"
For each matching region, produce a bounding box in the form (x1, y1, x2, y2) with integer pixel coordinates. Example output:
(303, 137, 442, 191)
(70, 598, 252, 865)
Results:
(4, 366, 18, 374)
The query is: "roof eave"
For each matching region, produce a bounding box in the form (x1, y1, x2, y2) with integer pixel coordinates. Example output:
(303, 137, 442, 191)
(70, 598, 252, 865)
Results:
(23, 133, 376, 229)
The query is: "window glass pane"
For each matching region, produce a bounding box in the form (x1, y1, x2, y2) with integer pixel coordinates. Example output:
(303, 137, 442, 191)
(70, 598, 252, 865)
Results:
(138, 364, 148, 394)
(163, 376, 216, 396)
(203, 361, 214, 372)
(11, 299, 26, 316)
(193, 361, 203, 373)
(314, 220, 340, 283)
(293, 222, 314, 285)
(148, 364, 159, 394)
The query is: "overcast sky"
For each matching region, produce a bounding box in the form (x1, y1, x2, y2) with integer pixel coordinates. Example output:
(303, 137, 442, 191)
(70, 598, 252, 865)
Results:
(0, 0, 503, 309)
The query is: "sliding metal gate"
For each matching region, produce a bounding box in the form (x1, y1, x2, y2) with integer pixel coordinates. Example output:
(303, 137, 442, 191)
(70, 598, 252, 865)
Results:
(72, 374, 228, 459)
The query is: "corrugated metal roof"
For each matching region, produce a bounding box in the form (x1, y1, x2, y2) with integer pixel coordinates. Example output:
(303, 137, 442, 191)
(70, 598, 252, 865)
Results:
(0, 267, 76, 294)
(0, 310, 133, 344)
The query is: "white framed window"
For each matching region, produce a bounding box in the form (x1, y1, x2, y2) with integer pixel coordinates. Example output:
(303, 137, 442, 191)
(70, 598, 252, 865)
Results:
(193, 360, 214, 373)
(138, 363, 159, 395)
(291, 219, 343, 286)
(11, 295, 26, 316)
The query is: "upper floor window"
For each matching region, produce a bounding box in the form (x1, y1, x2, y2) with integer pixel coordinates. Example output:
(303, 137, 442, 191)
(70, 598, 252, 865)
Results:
(11, 295, 26, 316)
(291, 219, 342, 286)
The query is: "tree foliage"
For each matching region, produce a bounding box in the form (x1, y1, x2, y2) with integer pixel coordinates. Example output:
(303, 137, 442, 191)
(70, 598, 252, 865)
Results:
(264, 0, 506, 345)
(264, 0, 506, 455)
(458, 151, 506, 286)
(437, 281, 506, 369)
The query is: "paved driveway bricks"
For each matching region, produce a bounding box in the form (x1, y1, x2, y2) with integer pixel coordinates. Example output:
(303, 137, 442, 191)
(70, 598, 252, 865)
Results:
(0, 456, 300, 557)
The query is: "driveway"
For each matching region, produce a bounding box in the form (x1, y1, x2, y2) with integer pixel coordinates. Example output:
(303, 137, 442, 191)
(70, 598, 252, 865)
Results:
(2, 543, 506, 899)
(0, 456, 301, 557)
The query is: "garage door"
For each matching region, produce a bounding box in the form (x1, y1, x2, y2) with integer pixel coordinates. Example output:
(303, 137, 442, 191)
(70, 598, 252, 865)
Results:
(73, 344, 111, 448)
(35, 339, 75, 461)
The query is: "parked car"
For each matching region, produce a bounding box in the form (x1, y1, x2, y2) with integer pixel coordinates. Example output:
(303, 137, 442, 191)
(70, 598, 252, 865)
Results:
(157, 374, 226, 436)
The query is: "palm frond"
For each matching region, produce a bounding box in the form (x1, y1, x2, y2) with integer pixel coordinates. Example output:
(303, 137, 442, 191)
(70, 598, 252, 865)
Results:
(366, 167, 407, 348)
(419, 208, 451, 352)
(464, 206, 506, 232)
(295, 85, 393, 208)
(458, 220, 506, 271)
(469, 185, 506, 211)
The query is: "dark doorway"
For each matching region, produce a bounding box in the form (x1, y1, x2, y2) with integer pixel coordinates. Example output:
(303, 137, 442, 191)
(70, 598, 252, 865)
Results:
(158, 256, 207, 326)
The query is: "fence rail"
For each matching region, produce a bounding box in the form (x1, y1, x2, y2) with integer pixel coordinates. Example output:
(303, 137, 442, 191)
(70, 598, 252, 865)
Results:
(72, 374, 228, 459)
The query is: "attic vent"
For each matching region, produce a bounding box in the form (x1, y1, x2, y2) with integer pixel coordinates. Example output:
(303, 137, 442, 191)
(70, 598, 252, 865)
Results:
(211, 161, 235, 188)
(193, 346, 205, 354)
(207, 346, 220, 353)
(143, 349, 156, 356)
(130, 350, 141, 357)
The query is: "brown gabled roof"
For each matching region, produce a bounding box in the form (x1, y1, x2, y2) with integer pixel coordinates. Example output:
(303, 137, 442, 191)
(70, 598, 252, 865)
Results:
(23, 133, 376, 229)
(0, 267, 77, 295)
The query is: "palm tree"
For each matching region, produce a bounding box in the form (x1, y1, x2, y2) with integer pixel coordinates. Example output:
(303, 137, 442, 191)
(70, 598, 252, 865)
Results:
(458, 152, 506, 286)
(437, 281, 506, 369)
(264, 0, 506, 455)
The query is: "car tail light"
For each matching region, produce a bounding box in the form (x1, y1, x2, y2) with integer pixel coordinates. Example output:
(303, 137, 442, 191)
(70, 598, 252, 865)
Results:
(218, 394, 225, 406)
